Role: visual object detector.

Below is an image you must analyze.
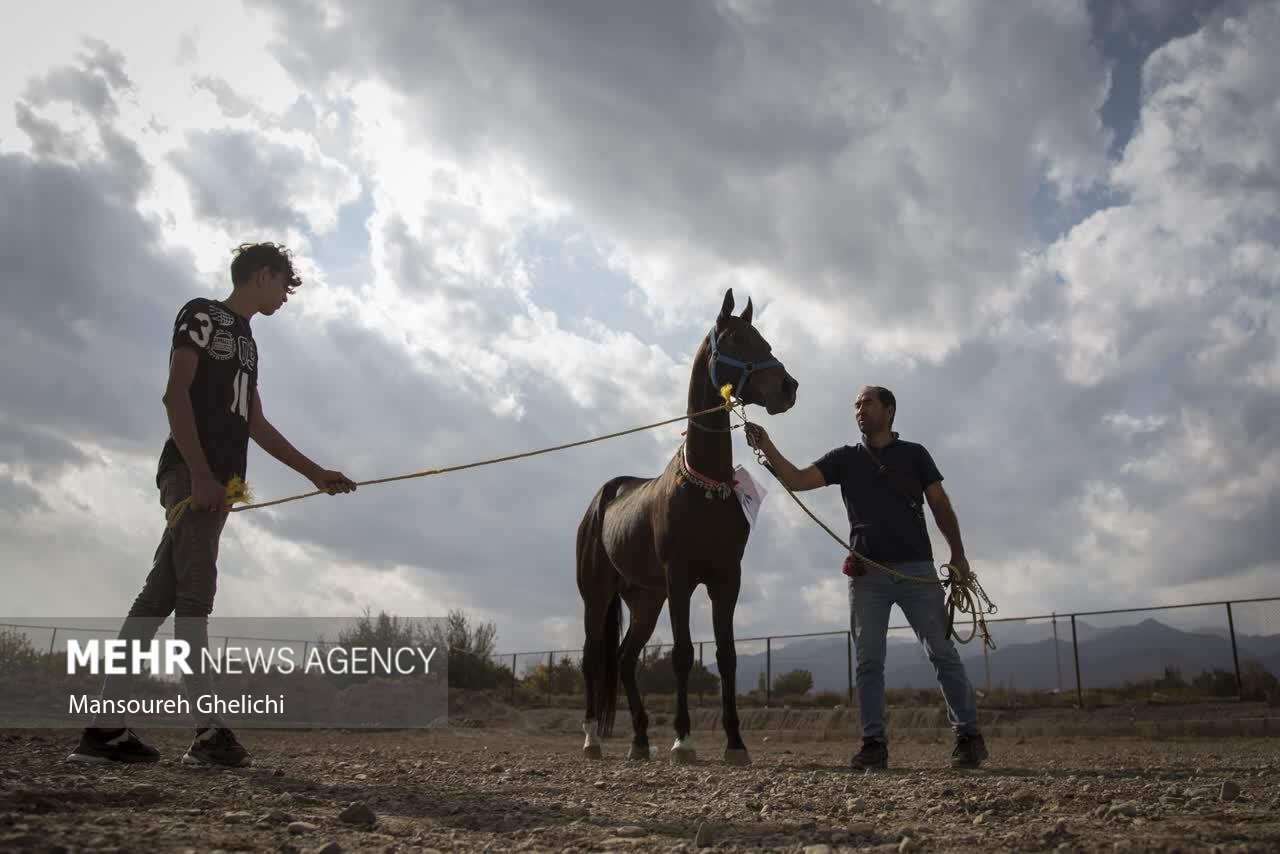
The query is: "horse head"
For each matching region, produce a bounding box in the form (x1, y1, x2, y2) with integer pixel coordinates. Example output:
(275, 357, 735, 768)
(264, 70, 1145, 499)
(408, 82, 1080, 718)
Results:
(709, 289, 798, 415)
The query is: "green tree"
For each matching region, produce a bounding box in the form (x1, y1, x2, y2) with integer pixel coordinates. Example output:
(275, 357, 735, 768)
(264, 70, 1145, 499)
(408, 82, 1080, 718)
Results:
(425, 609, 511, 690)
(636, 644, 720, 694)
(1241, 660, 1279, 701)
(314, 608, 437, 686)
(1153, 665, 1187, 693)
(323, 608, 512, 690)
(1191, 668, 1238, 698)
(0, 628, 39, 676)
(522, 655, 582, 696)
(772, 668, 814, 697)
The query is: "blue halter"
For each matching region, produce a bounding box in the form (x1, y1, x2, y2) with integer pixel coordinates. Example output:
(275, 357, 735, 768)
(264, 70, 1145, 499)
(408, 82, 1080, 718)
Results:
(707, 328, 784, 401)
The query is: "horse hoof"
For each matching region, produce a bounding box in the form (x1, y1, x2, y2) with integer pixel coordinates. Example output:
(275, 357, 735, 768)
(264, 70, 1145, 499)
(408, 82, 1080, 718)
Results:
(583, 744, 603, 760)
(723, 748, 752, 767)
(671, 747, 697, 765)
(627, 745, 651, 761)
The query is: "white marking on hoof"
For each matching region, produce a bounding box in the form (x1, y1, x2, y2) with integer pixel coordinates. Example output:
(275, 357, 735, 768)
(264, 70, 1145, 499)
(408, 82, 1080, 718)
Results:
(582, 720, 602, 759)
(671, 735, 697, 764)
(723, 748, 752, 766)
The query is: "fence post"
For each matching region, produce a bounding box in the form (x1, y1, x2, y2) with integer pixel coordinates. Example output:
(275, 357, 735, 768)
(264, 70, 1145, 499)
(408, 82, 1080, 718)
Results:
(846, 631, 853, 707)
(48, 628, 59, 673)
(698, 642, 704, 708)
(1226, 602, 1242, 699)
(983, 641, 991, 694)
(765, 637, 772, 708)
(546, 651, 553, 707)
(1070, 615, 1083, 708)
(1052, 613, 1062, 693)
(511, 653, 517, 704)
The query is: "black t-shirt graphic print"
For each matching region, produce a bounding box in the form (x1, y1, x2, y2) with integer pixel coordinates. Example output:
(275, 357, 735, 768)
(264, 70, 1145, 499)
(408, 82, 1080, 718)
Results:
(157, 298, 257, 485)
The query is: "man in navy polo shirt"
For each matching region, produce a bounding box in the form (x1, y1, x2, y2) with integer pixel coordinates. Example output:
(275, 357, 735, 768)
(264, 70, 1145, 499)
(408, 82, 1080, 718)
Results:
(745, 385, 987, 770)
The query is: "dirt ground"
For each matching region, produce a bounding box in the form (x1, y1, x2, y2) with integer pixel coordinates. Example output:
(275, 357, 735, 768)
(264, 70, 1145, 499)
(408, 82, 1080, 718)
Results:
(2, 707, 1279, 853)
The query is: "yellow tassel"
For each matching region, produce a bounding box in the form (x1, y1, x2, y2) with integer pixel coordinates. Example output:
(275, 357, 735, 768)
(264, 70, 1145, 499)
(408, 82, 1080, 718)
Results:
(166, 476, 254, 529)
(224, 476, 252, 507)
(720, 383, 734, 404)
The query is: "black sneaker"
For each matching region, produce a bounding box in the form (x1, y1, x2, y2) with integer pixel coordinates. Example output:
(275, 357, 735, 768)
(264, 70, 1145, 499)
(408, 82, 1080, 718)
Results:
(181, 727, 253, 768)
(850, 737, 888, 771)
(66, 728, 161, 766)
(951, 733, 988, 768)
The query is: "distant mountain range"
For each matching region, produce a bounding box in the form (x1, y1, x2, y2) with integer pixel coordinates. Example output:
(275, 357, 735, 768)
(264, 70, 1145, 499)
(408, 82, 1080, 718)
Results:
(708, 618, 1280, 694)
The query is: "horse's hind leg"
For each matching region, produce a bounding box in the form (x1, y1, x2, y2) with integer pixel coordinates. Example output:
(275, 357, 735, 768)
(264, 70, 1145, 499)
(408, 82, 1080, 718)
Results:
(577, 498, 622, 760)
(618, 587, 665, 760)
(579, 576, 620, 760)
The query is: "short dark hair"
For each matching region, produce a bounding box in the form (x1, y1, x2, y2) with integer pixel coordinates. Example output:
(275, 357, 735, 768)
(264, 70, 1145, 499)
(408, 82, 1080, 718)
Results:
(230, 242, 301, 292)
(865, 385, 896, 427)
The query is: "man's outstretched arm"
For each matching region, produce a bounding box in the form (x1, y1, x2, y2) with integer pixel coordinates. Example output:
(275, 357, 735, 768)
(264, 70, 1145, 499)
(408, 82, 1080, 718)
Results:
(249, 394, 357, 495)
(743, 423, 826, 491)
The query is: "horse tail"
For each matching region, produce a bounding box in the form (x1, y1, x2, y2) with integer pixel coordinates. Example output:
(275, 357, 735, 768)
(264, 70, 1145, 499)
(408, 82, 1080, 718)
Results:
(598, 589, 622, 737)
(578, 477, 628, 738)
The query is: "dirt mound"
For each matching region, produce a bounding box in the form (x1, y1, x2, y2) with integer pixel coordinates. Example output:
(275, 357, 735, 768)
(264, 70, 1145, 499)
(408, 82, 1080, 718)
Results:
(447, 689, 525, 727)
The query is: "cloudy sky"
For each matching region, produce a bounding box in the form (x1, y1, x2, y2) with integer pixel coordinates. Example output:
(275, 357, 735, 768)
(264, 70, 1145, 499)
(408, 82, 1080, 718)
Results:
(2, 0, 1277, 658)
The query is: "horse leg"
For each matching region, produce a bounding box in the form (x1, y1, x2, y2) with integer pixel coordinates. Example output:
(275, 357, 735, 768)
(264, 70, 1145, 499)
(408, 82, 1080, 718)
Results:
(667, 578, 697, 764)
(577, 481, 628, 759)
(708, 575, 751, 765)
(580, 586, 620, 760)
(618, 588, 665, 761)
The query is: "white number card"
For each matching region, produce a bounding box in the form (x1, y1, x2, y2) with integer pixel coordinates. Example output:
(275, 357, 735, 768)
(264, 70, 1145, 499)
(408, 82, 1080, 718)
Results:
(733, 465, 768, 529)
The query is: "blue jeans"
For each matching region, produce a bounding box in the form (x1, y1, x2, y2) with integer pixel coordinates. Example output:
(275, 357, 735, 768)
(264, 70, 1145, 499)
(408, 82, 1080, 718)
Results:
(848, 560, 979, 742)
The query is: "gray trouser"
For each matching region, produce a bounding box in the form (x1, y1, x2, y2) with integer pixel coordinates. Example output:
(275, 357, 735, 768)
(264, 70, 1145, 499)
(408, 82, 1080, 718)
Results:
(92, 464, 228, 729)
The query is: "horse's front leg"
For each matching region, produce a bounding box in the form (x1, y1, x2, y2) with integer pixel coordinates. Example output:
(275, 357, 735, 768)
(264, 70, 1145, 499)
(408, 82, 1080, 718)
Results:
(709, 573, 750, 765)
(667, 578, 697, 763)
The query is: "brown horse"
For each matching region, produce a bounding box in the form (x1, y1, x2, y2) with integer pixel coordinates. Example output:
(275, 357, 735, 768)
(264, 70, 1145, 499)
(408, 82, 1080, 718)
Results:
(577, 289, 798, 765)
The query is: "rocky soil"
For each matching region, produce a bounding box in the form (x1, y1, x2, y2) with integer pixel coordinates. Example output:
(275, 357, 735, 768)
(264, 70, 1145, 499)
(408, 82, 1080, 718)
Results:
(2, 726, 1278, 852)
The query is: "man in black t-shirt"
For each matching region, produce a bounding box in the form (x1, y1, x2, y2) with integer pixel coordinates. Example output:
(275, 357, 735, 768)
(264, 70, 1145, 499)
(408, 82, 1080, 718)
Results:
(67, 243, 357, 769)
(745, 385, 987, 770)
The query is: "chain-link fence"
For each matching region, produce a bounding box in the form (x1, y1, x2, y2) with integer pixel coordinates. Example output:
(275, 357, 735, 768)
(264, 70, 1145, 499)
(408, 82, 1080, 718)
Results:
(486, 595, 1280, 711)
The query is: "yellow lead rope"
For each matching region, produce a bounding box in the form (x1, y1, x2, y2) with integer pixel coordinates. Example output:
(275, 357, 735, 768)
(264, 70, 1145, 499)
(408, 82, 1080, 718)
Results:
(164, 400, 736, 529)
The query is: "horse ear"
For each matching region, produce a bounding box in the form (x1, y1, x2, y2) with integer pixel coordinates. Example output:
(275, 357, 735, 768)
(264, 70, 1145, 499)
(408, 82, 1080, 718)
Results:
(718, 288, 734, 325)
(741, 297, 753, 325)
